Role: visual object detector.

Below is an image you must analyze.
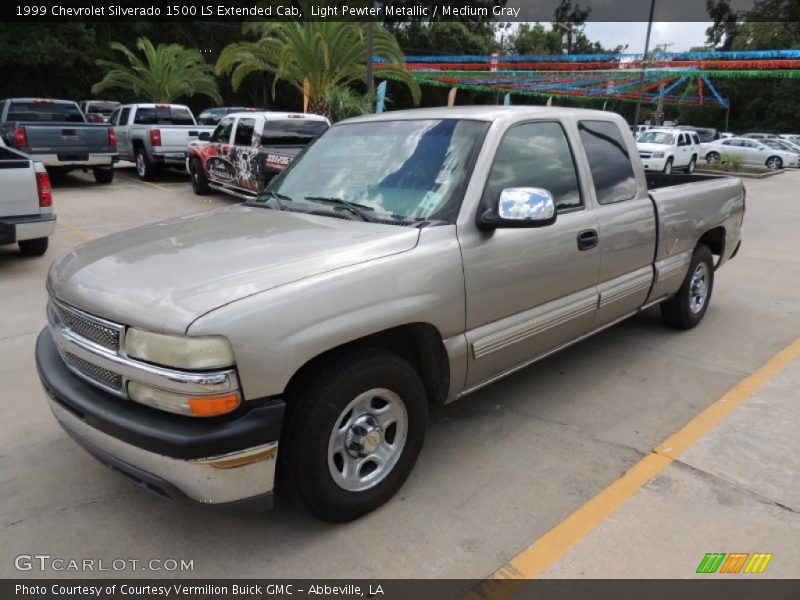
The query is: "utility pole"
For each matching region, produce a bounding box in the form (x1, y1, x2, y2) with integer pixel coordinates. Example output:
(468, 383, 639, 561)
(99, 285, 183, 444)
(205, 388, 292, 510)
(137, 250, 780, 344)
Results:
(634, 0, 656, 127)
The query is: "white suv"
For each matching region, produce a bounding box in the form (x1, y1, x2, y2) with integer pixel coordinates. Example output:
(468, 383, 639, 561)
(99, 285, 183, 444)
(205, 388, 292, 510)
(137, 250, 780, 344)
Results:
(636, 128, 702, 174)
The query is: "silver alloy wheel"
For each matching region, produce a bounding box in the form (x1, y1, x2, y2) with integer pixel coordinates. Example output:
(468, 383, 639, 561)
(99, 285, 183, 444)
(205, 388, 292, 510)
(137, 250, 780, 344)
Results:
(136, 153, 146, 178)
(327, 388, 408, 492)
(689, 262, 710, 314)
(766, 157, 782, 170)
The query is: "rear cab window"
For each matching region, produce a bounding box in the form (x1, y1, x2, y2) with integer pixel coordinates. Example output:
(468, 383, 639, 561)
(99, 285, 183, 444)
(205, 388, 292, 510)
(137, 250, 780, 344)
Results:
(578, 120, 637, 205)
(7, 100, 85, 123)
(133, 106, 195, 125)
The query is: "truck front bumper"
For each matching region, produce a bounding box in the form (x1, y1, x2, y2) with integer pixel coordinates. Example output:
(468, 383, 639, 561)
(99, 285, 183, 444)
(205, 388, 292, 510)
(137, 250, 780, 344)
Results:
(35, 328, 285, 512)
(0, 214, 56, 245)
(152, 151, 187, 166)
(640, 156, 669, 171)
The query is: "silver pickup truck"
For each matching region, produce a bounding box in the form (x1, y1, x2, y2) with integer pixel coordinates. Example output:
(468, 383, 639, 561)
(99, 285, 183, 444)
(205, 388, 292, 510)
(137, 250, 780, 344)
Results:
(110, 103, 215, 180)
(0, 145, 56, 256)
(36, 107, 744, 522)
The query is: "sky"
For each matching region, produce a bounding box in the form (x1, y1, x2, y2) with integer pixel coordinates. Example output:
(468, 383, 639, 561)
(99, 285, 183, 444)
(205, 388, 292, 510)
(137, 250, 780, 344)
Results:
(582, 22, 713, 53)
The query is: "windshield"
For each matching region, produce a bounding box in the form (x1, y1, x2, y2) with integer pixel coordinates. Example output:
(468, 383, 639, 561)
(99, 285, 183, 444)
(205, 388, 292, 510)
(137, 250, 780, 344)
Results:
(260, 119, 488, 223)
(637, 132, 675, 145)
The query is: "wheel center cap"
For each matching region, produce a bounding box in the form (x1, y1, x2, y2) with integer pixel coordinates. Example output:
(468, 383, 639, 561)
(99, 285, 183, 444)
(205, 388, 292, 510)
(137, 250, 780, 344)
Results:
(345, 415, 382, 457)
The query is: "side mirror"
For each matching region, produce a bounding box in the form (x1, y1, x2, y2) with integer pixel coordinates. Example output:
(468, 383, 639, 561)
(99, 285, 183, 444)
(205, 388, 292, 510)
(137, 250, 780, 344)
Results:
(477, 187, 557, 231)
(198, 132, 211, 141)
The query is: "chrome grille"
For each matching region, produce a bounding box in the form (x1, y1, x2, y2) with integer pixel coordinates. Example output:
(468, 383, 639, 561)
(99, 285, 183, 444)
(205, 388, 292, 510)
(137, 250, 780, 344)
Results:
(639, 152, 653, 159)
(54, 303, 120, 351)
(61, 351, 124, 393)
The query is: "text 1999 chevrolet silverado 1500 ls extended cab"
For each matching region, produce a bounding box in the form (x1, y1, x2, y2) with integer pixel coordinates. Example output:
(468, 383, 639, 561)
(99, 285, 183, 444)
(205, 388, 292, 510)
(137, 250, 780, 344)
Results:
(35, 107, 744, 522)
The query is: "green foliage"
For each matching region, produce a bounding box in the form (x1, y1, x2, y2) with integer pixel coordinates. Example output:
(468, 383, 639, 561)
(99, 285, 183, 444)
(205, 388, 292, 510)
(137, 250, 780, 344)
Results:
(92, 37, 222, 104)
(215, 12, 419, 117)
(720, 152, 745, 171)
(324, 87, 376, 122)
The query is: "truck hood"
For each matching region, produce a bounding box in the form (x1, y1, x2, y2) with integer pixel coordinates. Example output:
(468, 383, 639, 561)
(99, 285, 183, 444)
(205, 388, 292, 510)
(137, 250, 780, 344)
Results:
(49, 205, 420, 332)
(636, 142, 673, 153)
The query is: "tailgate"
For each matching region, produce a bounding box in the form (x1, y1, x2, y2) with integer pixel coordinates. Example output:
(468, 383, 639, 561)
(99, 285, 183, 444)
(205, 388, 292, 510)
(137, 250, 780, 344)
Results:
(156, 127, 209, 154)
(0, 148, 38, 217)
(22, 124, 111, 154)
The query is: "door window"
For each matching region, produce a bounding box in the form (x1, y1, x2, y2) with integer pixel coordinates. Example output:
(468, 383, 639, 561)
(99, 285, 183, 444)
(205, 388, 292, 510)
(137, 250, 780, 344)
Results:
(211, 117, 235, 144)
(233, 118, 256, 146)
(109, 109, 120, 126)
(578, 120, 637, 205)
(118, 108, 131, 126)
(484, 121, 582, 212)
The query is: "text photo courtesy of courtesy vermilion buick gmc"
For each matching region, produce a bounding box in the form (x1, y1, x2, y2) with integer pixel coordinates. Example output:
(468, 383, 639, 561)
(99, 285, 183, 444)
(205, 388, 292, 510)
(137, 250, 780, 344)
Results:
(36, 107, 744, 522)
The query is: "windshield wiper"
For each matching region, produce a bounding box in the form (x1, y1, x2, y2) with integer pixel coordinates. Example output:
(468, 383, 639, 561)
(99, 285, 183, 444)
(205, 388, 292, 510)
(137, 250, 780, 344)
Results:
(256, 190, 293, 211)
(303, 196, 377, 222)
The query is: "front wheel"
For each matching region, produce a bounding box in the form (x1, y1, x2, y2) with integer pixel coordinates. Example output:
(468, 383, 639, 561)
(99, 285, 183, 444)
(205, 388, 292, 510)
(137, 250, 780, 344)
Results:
(189, 158, 210, 195)
(766, 156, 783, 170)
(706, 152, 721, 165)
(686, 156, 697, 173)
(663, 158, 673, 174)
(660, 244, 715, 329)
(278, 348, 427, 522)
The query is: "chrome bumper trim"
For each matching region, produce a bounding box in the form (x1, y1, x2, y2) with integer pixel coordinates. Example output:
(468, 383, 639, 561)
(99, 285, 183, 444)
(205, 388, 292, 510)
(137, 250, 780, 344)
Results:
(49, 397, 277, 504)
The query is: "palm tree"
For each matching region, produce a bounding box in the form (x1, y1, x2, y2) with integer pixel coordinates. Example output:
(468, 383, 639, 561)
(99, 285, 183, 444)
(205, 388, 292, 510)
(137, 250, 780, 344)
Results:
(216, 18, 420, 117)
(92, 37, 222, 104)
(324, 87, 377, 122)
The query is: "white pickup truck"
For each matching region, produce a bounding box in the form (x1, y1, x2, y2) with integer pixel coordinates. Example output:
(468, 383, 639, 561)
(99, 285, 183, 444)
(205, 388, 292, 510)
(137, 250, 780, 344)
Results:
(0, 145, 56, 256)
(110, 103, 215, 180)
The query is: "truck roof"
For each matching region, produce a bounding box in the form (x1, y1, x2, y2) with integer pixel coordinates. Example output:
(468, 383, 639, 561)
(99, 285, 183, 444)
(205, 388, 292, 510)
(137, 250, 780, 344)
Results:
(226, 111, 329, 122)
(340, 105, 627, 125)
(2, 98, 77, 105)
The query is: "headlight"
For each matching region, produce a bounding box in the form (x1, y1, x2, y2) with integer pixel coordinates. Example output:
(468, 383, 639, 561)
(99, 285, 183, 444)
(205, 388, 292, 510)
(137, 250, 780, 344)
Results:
(125, 328, 235, 370)
(128, 382, 240, 417)
(652, 152, 665, 158)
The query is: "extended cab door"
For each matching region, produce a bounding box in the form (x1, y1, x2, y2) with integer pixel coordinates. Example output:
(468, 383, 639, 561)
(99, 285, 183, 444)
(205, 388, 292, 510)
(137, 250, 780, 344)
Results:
(576, 119, 656, 327)
(229, 116, 259, 193)
(459, 120, 601, 389)
(112, 107, 132, 159)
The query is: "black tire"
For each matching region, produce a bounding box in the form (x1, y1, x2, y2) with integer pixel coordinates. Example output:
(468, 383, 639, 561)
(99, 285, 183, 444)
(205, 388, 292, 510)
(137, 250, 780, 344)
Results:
(685, 155, 697, 173)
(765, 156, 782, 170)
(93, 167, 114, 184)
(706, 152, 721, 165)
(189, 158, 210, 195)
(663, 158, 673, 174)
(660, 244, 715, 330)
(278, 348, 427, 522)
(18, 237, 48, 257)
(135, 148, 156, 181)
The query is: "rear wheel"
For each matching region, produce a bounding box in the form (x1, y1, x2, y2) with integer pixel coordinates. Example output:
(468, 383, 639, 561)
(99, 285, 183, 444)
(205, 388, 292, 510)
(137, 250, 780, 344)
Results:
(18, 237, 48, 257)
(660, 244, 714, 329)
(93, 167, 114, 184)
(189, 158, 210, 195)
(135, 149, 156, 181)
(663, 158, 673, 174)
(278, 348, 427, 522)
(706, 151, 721, 165)
(766, 156, 783, 170)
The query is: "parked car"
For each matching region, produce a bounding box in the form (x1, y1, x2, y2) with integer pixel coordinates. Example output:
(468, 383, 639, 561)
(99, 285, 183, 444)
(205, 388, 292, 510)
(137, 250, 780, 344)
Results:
(778, 133, 800, 146)
(0, 98, 118, 183)
(197, 106, 262, 125)
(720, 132, 735, 139)
(187, 111, 329, 198)
(636, 128, 702, 173)
(678, 126, 720, 143)
(36, 107, 744, 522)
(762, 138, 800, 164)
(703, 137, 799, 170)
(79, 100, 121, 123)
(0, 146, 55, 256)
(742, 133, 778, 141)
(110, 103, 215, 180)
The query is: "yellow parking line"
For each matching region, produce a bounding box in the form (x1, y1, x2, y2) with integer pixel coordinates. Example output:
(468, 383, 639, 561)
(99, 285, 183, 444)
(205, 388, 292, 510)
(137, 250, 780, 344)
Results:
(466, 337, 800, 599)
(58, 216, 90, 243)
(116, 173, 179, 196)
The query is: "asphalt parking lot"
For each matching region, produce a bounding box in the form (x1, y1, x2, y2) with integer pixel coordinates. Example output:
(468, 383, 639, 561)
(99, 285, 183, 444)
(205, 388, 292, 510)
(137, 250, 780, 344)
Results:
(1, 164, 798, 583)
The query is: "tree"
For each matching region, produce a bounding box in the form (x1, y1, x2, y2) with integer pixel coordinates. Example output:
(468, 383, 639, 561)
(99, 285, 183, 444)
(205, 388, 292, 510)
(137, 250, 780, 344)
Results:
(92, 37, 222, 104)
(216, 19, 420, 117)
